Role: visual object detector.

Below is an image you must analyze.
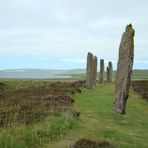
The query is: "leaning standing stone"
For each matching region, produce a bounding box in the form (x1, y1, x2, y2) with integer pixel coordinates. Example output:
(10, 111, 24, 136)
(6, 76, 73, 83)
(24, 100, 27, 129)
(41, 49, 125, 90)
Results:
(93, 56, 98, 85)
(86, 52, 94, 89)
(114, 24, 135, 114)
(99, 59, 104, 83)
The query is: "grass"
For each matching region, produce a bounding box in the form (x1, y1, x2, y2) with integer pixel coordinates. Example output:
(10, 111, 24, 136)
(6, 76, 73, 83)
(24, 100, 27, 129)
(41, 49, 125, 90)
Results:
(0, 112, 78, 148)
(0, 80, 148, 148)
(132, 70, 148, 80)
(0, 79, 79, 147)
(47, 83, 148, 148)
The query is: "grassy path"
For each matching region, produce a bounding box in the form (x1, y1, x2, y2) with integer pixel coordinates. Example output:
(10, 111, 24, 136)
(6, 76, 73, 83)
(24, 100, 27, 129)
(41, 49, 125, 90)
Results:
(47, 83, 148, 148)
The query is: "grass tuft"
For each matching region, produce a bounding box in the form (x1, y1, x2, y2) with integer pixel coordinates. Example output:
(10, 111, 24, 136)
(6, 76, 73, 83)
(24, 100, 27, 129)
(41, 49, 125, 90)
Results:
(0, 112, 78, 148)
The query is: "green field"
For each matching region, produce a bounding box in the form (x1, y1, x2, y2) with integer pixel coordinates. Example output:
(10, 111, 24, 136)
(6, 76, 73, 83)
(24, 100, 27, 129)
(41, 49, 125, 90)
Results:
(0, 79, 148, 148)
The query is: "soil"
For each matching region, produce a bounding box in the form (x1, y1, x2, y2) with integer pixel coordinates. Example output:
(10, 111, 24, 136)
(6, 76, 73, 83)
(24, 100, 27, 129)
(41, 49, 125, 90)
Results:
(70, 138, 113, 148)
(132, 80, 148, 100)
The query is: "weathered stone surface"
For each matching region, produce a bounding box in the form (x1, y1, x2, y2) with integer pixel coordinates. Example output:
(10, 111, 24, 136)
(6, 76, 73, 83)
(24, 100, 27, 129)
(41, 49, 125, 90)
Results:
(93, 56, 98, 85)
(99, 59, 104, 83)
(86, 52, 94, 89)
(114, 24, 135, 114)
(108, 61, 113, 82)
(106, 66, 110, 82)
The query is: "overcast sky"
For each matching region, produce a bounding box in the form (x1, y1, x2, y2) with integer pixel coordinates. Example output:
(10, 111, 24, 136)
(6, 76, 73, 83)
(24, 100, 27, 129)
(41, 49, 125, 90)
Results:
(0, 0, 148, 70)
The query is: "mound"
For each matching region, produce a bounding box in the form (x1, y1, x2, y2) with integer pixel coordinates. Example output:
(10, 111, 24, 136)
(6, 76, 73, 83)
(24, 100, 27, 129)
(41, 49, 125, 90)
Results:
(132, 80, 148, 100)
(30, 94, 75, 106)
(70, 138, 113, 148)
(0, 80, 84, 126)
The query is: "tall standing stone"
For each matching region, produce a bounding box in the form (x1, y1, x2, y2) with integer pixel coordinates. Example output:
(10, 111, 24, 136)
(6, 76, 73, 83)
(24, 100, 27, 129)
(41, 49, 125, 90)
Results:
(114, 24, 135, 114)
(86, 52, 94, 89)
(99, 59, 104, 83)
(108, 61, 113, 82)
(106, 66, 110, 82)
(93, 56, 98, 85)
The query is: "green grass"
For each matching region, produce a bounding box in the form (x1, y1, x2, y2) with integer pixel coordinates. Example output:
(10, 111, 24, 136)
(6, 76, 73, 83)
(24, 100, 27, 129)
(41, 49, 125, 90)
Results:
(0, 112, 78, 148)
(0, 79, 79, 147)
(0, 80, 148, 148)
(48, 83, 148, 148)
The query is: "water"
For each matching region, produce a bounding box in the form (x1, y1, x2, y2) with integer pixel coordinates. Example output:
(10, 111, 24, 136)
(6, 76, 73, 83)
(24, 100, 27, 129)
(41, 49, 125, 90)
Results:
(0, 72, 71, 79)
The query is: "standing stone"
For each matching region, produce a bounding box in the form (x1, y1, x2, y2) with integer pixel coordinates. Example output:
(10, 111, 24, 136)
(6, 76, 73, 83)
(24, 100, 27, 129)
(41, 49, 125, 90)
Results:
(114, 24, 135, 114)
(99, 59, 104, 83)
(108, 61, 113, 82)
(86, 52, 94, 89)
(93, 56, 98, 85)
(106, 66, 110, 82)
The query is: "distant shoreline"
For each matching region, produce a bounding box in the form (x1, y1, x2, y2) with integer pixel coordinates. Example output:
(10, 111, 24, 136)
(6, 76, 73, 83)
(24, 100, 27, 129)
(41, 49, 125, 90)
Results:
(0, 73, 72, 79)
(0, 69, 147, 79)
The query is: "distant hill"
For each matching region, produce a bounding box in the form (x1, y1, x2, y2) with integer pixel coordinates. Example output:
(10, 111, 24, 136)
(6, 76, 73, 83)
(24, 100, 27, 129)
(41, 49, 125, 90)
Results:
(0, 69, 86, 79)
(0, 69, 147, 79)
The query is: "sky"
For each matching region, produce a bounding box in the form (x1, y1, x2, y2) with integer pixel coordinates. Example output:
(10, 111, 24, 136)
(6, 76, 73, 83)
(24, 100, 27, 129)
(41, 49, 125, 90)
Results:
(0, 0, 148, 70)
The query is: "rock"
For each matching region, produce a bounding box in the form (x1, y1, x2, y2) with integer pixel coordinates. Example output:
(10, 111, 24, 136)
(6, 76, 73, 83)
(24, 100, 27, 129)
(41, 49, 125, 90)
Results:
(108, 62, 113, 82)
(106, 62, 113, 82)
(106, 66, 110, 82)
(99, 59, 105, 83)
(86, 52, 94, 89)
(114, 24, 135, 114)
(93, 56, 98, 85)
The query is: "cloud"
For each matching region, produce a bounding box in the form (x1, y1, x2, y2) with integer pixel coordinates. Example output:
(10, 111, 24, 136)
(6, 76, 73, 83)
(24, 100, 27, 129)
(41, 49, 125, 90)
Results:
(0, 0, 148, 69)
